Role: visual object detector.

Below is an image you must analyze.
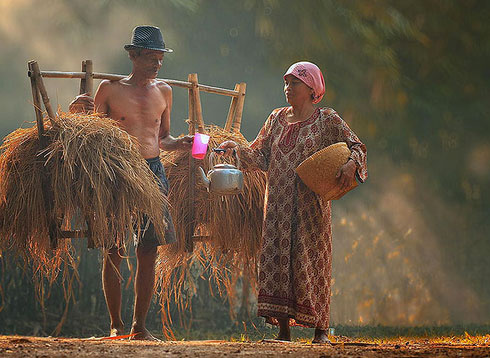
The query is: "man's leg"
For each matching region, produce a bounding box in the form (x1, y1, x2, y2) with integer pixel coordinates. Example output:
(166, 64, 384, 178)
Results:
(130, 244, 159, 340)
(102, 247, 125, 336)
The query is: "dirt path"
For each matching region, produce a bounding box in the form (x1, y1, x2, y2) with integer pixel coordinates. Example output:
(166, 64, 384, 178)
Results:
(1, 335, 490, 357)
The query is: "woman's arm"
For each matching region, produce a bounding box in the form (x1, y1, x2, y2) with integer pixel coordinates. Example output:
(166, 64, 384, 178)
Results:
(226, 108, 280, 171)
(327, 110, 368, 183)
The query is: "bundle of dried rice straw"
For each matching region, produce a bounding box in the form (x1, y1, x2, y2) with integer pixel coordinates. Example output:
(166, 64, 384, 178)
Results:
(156, 125, 266, 336)
(0, 111, 167, 282)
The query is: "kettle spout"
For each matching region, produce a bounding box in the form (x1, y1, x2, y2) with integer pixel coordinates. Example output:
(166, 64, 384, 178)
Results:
(198, 167, 210, 191)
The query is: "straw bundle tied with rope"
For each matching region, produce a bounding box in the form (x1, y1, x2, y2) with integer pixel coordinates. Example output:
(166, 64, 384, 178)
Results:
(156, 125, 266, 337)
(0, 111, 167, 280)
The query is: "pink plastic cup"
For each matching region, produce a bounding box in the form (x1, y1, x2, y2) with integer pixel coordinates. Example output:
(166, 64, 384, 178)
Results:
(192, 132, 210, 159)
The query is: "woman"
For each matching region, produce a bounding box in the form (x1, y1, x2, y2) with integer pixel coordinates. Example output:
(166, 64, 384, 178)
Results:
(220, 62, 367, 343)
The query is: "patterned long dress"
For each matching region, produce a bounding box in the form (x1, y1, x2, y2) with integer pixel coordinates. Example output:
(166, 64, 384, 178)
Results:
(240, 106, 368, 329)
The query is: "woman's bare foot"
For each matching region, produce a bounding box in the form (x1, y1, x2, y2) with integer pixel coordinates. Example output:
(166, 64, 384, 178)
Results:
(129, 326, 161, 341)
(312, 328, 331, 344)
(276, 318, 291, 341)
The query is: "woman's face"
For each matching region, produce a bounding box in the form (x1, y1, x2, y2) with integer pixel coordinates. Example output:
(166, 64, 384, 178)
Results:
(284, 74, 314, 105)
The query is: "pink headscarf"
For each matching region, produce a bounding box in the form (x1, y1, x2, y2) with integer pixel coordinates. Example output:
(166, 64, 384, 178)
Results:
(284, 61, 325, 104)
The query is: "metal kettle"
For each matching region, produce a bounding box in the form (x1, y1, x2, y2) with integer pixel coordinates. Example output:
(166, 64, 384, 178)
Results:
(198, 149, 244, 195)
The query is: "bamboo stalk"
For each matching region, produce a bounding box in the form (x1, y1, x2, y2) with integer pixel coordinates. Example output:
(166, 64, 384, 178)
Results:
(60, 230, 89, 238)
(188, 78, 196, 136)
(192, 235, 211, 242)
(79, 60, 87, 94)
(224, 83, 240, 131)
(232, 82, 247, 133)
(28, 61, 57, 126)
(37, 71, 86, 79)
(35, 70, 240, 96)
(28, 62, 45, 142)
(83, 215, 94, 249)
(63, 61, 95, 247)
(76, 59, 96, 249)
(196, 84, 238, 97)
(189, 73, 205, 133)
(27, 62, 60, 249)
(185, 73, 196, 252)
(84, 60, 94, 96)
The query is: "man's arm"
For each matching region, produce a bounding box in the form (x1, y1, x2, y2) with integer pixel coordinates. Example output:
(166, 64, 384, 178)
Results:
(93, 80, 111, 116)
(158, 84, 193, 151)
(158, 84, 172, 148)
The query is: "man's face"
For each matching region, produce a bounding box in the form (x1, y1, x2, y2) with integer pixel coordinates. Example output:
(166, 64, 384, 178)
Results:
(133, 49, 164, 78)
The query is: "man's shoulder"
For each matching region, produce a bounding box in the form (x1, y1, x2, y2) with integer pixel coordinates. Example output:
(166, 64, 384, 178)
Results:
(152, 80, 172, 99)
(94, 80, 121, 103)
(154, 79, 172, 92)
(98, 79, 122, 92)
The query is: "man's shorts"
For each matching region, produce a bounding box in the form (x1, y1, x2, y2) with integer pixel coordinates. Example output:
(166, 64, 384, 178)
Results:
(137, 156, 176, 248)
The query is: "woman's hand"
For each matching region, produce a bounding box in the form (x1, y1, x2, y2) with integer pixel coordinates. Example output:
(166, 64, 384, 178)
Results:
(218, 140, 238, 156)
(336, 159, 357, 190)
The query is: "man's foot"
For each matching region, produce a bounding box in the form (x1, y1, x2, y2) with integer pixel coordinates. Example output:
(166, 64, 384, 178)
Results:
(312, 329, 331, 344)
(129, 326, 161, 341)
(109, 325, 124, 337)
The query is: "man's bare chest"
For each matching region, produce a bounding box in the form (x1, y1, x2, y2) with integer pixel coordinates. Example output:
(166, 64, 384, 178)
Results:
(107, 87, 166, 121)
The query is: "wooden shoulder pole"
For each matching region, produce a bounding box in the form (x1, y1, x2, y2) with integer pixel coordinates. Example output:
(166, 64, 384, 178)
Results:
(232, 82, 246, 133)
(224, 83, 239, 132)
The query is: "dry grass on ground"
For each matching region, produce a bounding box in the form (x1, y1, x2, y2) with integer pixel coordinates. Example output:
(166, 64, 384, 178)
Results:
(1, 334, 489, 357)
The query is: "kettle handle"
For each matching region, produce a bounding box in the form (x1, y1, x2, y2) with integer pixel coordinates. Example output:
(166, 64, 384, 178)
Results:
(210, 148, 241, 169)
(209, 151, 217, 170)
(233, 149, 241, 170)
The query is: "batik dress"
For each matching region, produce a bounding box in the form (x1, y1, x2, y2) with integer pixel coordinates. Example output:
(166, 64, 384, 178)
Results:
(240, 106, 367, 329)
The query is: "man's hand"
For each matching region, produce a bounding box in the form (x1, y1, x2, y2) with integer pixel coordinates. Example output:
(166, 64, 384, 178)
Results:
(176, 135, 193, 151)
(69, 93, 94, 113)
(336, 159, 357, 190)
(160, 134, 193, 151)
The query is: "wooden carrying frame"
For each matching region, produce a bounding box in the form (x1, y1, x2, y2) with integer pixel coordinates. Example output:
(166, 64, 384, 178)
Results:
(27, 60, 246, 252)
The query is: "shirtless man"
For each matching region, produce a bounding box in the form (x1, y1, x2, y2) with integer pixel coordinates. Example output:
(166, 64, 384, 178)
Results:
(70, 26, 192, 340)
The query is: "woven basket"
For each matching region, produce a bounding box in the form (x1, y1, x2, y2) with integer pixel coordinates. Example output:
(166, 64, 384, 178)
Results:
(296, 142, 358, 201)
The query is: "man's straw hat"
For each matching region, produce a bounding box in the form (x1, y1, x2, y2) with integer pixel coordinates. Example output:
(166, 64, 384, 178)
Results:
(296, 142, 358, 201)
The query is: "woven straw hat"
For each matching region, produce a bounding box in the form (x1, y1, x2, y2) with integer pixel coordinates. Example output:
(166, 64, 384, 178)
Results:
(296, 142, 358, 201)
